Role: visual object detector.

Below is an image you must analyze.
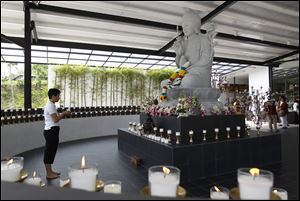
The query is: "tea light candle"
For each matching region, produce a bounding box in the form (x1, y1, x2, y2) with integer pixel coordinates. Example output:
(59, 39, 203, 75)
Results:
(1, 157, 24, 182)
(175, 132, 180, 136)
(24, 171, 42, 186)
(226, 127, 230, 132)
(167, 130, 172, 134)
(210, 186, 229, 200)
(149, 166, 180, 197)
(159, 128, 164, 133)
(68, 156, 98, 192)
(104, 180, 122, 194)
(236, 126, 241, 130)
(238, 168, 273, 200)
(189, 130, 194, 135)
(203, 130, 207, 134)
(214, 128, 219, 132)
(153, 127, 157, 132)
(272, 187, 288, 200)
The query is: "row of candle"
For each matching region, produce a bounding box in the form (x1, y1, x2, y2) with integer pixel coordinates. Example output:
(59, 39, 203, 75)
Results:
(128, 122, 252, 143)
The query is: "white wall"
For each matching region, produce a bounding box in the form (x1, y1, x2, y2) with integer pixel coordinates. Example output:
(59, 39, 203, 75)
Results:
(248, 66, 270, 93)
(1, 115, 139, 157)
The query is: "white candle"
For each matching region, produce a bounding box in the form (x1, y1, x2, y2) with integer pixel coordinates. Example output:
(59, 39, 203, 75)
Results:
(167, 130, 172, 134)
(210, 186, 229, 200)
(238, 168, 273, 200)
(236, 126, 241, 130)
(104, 181, 122, 194)
(189, 130, 194, 135)
(24, 176, 42, 186)
(68, 156, 98, 192)
(1, 157, 24, 182)
(272, 187, 288, 200)
(214, 128, 219, 132)
(176, 132, 180, 136)
(226, 127, 230, 131)
(149, 166, 180, 197)
(203, 130, 207, 134)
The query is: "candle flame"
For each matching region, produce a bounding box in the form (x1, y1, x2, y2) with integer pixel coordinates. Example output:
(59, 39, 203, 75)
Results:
(33, 171, 36, 177)
(249, 168, 260, 176)
(273, 189, 278, 193)
(214, 186, 220, 192)
(162, 166, 170, 178)
(7, 159, 13, 166)
(81, 155, 86, 169)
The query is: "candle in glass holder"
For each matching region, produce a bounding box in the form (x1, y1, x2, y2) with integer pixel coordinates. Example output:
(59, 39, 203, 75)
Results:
(236, 126, 241, 137)
(167, 130, 172, 143)
(149, 166, 180, 197)
(214, 128, 219, 140)
(202, 130, 207, 141)
(104, 180, 122, 194)
(210, 186, 229, 200)
(24, 171, 42, 186)
(238, 168, 273, 200)
(68, 156, 98, 191)
(1, 157, 24, 182)
(226, 127, 230, 139)
(272, 187, 288, 200)
(175, 132, 180, 144)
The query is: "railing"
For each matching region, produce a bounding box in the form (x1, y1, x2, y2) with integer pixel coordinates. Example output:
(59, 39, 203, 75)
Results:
(1, 106, 141, 126)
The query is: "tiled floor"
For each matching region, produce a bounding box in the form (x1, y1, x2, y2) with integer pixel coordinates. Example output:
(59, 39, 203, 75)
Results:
(19, 125, 299, 199)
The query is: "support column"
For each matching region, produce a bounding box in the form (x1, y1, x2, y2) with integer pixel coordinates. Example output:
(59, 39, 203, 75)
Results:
(268, 66, 273, 93)
(24, 2, 32, 108)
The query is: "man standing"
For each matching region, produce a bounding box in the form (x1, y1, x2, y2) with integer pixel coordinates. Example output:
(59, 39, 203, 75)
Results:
(43, 88, 70, 179)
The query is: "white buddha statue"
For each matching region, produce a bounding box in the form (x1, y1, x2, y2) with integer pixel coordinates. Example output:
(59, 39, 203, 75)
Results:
(174, 10, 215, 88)
(159, 9, 222, 113)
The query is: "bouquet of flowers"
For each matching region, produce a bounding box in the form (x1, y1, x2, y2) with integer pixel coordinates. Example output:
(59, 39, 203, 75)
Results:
(223, 105, 236, 115)
(175, 96, 204, 117)
(211, 105, 222, 115)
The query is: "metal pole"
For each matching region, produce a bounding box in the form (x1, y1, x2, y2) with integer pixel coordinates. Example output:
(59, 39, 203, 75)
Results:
(24, 1, 32, 108)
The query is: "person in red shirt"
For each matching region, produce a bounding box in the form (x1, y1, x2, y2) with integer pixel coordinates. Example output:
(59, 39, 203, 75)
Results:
(266, 99, 278, 132)
(278, 96, 288, 129)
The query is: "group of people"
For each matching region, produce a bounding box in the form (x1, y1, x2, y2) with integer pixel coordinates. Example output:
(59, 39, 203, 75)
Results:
(265, 95, 299, 132)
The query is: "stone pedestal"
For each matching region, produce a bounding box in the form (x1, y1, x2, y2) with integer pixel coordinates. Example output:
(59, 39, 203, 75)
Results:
(118, 129, 282, 183)
(160, 88, 223, 115)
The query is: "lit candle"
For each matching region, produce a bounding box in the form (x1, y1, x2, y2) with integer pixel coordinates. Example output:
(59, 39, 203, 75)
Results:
(149, 166, 180, 197)
(189, 130, 194, 135)
(1, 157, 24, 182)
(238, 168, 273, 200)
(159, 128, 164, 133)
(272, 187, 288, 200)
(214, 128, 219, 132)
(210, 186, 229, 200)
(104, 180, 122, 194)
(153, 127, 157, 132)
(24, 171, 42, 186)
(226, 127, 230, 132)
(167, 130, 172, 134)
(68, 156, 98, 191)
(203, 130, 207, 134)
(175, 132, 180, 136)
(236, 126, 241, 131)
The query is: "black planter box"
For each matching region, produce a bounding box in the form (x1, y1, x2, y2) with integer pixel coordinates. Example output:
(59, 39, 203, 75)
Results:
(118, 128, 282, 183)
(140, 113, 246, 144)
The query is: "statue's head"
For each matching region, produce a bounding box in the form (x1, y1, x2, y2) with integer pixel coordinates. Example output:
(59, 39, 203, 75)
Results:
(182, 9, 202, 36)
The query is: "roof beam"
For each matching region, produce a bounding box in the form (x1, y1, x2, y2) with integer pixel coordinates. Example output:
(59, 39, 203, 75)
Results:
(1, 33, 24, 48)
(158, 1, 237, 54)
(28, 3, 179, 31)
(3, 36, 265, 66)
(262, 50, 299, 65)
